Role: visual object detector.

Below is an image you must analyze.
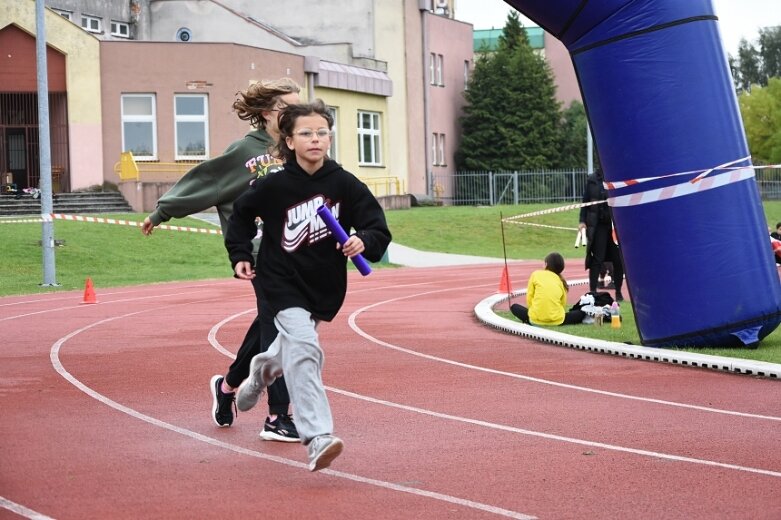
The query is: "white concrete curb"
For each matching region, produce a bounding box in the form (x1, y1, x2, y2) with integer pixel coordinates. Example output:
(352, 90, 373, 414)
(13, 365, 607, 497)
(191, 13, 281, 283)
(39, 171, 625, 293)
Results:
(475, 279, 781, 379)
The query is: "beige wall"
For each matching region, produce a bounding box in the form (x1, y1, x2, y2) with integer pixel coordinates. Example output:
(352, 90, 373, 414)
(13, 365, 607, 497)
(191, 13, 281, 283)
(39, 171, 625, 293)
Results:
(404, 1, 428, 198)
(2, 0, 104, 190)
(314, 87, 390, 177)
(99, 41, 305, 183)
(545, 35, 582, 107)
(373, 1, 410, 195)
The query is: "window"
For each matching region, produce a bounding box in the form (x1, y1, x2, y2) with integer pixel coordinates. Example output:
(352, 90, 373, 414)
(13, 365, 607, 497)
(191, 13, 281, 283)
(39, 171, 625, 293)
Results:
(464, 60, 470, 90)
(432, 133, 446, 166)
(327, 106, 338, 162)
(121, 94, 157, 160)
(174, 94, 209, 159)
(357, 111, 382, 166)
(52, 9, 72, 21)
(111, 21, 130, 38)
(430, 53, 444, 86)
(81, 15, 101, 33)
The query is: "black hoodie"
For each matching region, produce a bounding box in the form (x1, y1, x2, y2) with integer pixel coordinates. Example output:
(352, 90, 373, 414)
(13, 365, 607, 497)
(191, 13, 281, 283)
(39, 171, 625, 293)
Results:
(226, 158, 391, 321)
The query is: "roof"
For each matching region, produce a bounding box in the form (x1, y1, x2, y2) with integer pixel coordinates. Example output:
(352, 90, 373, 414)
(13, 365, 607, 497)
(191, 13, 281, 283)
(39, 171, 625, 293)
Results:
(311, 60, 393, 97)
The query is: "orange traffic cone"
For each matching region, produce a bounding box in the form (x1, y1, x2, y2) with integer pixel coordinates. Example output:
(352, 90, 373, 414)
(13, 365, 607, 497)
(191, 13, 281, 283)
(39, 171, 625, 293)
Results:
(81, 277, 97, 304)
(498, 265, 513, 294)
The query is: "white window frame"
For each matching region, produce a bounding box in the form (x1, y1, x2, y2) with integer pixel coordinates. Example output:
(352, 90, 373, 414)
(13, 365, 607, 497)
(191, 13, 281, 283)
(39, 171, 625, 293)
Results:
(436, 54, 444, 86)
(464, 60, 470, 90)
(81, 14, 102, 33)
(429, 52, 436, 85)
(432, 132, 447, 166)
(111, 21, 130, 38)
(52, 9, 72, 21)
(357, 110, 382, 166)
(327, 106, 338, 162)
(121, 94, 157, 161)
(174, 94, 209, 160)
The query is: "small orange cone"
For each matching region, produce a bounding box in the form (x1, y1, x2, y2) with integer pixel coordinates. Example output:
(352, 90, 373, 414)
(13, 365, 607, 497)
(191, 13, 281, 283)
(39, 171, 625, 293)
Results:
(498, 266, 512, 294)
(81, 277, 97, 304)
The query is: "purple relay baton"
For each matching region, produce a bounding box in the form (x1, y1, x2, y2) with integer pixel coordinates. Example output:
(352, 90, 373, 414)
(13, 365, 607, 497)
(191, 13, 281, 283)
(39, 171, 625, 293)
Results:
(316, 204, 372, 276)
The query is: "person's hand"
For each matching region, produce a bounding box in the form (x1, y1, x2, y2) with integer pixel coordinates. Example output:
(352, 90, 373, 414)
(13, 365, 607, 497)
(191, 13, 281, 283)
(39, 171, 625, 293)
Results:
(141, 217, 155, 235)
(339, 235, 365, 258)
(234, 261, 256, 280)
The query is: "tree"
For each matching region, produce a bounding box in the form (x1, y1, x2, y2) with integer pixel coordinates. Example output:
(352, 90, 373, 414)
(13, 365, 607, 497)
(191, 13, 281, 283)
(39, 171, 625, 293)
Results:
(738, 77, 781, 164)
(456, 11, 562, 172)
(759, 26, 781, 80)
(558, 100, 590, 168)
(730, 26, 781, 91)
(735, 38, 763, 92)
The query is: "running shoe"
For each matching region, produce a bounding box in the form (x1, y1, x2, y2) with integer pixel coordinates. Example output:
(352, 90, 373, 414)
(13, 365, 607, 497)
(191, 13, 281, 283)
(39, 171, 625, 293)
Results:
(307, 434, 344, 472)
(210, 375, 236, 427)
(259, 413, 300, 443)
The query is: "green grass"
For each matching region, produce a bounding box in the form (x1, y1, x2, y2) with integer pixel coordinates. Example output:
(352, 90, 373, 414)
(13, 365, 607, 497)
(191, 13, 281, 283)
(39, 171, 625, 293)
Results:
(3, 201, 781, 364)
(497, 301, 781, 364)
(0, 213, 229, 295)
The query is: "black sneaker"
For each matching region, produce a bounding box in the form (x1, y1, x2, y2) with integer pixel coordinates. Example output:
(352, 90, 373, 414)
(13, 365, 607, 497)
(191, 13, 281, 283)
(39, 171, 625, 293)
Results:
(259, 413, 300, 443)
(210, 375, 236, 427)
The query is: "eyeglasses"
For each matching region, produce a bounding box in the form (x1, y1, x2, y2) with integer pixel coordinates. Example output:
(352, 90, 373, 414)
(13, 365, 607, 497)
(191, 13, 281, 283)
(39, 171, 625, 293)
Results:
(293, 128, 331, 140)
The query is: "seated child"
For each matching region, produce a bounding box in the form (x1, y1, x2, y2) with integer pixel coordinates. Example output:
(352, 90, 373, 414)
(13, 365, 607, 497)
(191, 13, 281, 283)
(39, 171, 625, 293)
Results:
(511, 252, 585, 326)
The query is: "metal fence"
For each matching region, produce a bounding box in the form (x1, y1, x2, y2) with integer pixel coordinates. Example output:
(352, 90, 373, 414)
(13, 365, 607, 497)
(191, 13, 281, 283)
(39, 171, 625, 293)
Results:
(433, 169, 590, 205)
(434, 166, 781, 205)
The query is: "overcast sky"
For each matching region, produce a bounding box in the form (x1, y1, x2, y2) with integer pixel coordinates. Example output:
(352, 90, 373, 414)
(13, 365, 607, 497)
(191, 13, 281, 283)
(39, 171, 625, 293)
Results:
(453, 0, 781, 56)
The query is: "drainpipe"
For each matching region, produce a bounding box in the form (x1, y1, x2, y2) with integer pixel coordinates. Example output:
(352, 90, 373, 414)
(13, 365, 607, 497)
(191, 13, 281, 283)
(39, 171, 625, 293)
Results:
(419, 0, 432, 197)
(303, 56, 319, 102)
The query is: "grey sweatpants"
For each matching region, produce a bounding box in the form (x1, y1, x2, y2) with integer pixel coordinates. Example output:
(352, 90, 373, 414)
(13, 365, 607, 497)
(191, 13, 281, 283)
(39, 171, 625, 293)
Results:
(264, 307, 333, 444)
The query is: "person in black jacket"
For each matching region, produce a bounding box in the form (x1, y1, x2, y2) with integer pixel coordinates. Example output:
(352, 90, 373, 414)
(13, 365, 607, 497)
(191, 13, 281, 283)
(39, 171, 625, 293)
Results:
(578, 168, 625, 301)
(225, 100, 391, 471)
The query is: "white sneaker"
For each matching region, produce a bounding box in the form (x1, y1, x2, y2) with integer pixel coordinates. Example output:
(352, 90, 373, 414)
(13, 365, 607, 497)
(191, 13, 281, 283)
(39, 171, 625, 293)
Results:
(307, 435, 344, 472)
(236, 348, 282, 412)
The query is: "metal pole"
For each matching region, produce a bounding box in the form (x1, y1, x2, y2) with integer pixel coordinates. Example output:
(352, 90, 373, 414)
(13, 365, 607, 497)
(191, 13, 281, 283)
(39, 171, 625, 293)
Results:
(586, 120, 594, 174)
(37, 0, 58, 286)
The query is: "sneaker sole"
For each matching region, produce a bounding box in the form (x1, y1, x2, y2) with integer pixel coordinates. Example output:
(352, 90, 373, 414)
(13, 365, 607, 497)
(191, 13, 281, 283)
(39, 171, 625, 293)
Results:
(309, 438, 344, 472)
(210, 375, 231, 428)
(259, 430, 301, 443)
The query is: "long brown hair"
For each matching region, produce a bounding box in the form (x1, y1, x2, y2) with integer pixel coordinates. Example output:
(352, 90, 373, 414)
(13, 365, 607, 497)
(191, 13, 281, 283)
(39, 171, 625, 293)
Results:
(544, 252, 568, 291)
(232, 77, 301, 129)
(274, 99, 334, 163)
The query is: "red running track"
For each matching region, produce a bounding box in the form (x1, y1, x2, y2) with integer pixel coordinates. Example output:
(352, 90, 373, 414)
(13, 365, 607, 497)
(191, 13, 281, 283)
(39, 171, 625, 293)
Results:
(2, 263, 780, 519)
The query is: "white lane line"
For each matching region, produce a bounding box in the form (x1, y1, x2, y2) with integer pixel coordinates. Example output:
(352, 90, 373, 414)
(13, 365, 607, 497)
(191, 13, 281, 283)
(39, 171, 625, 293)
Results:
(209, 306, 781, 479)
(50, 310, 535, 520)
(347, 284, 781, 423)
(0, 496, 55, 520)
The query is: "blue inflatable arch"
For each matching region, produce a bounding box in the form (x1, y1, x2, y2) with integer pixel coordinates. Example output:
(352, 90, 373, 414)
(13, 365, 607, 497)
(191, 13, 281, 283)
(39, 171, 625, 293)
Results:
(504, 0, 781, 347)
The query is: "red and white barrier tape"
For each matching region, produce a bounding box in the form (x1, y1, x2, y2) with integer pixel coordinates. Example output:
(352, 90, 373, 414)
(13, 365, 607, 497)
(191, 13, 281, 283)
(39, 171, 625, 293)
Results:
(502, 199, 604, 223)
(603, 156, 753, 190)
(609, 166, 755, 207)
(0, 213, 223, 234)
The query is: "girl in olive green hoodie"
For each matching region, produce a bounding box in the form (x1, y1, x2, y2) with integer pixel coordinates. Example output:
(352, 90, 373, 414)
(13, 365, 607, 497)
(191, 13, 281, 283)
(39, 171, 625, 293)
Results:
(142, 78, 301, 442)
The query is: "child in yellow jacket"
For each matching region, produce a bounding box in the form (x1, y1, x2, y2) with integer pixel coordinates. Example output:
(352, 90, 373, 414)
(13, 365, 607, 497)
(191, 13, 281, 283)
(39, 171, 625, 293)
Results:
(511, 252, 585, 326)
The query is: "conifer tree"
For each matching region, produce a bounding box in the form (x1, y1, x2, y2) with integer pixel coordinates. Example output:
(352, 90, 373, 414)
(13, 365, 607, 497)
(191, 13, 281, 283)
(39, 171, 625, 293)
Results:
(456, 11, 562, 172)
